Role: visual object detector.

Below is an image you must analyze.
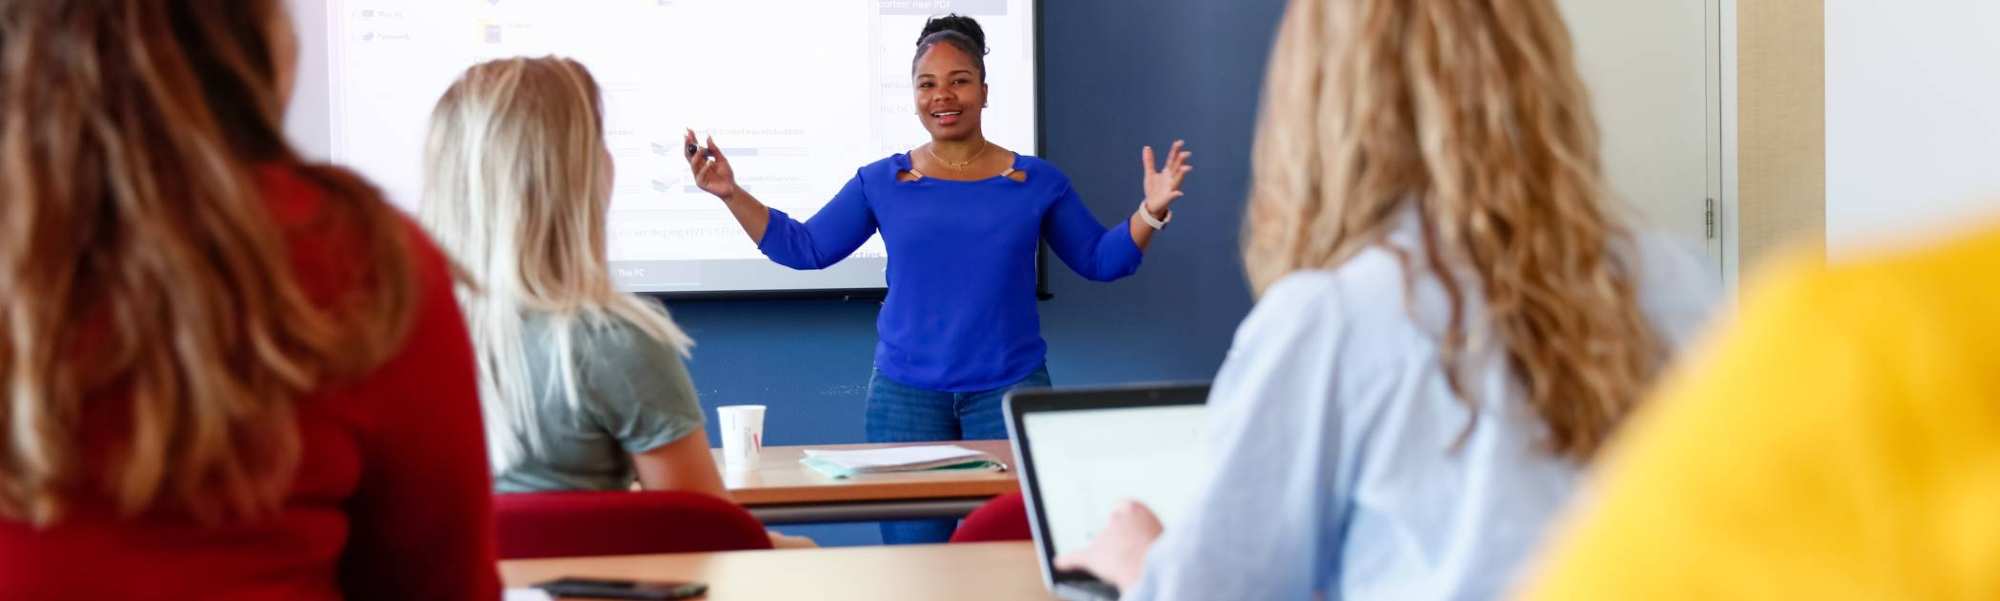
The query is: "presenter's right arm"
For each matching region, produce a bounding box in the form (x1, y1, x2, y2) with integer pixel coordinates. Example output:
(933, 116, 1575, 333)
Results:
(686, 130, 876, 269)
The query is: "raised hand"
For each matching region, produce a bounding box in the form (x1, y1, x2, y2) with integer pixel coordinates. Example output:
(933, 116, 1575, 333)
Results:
(685, 128, 739, 200)
(1141, 140, 1194, 216)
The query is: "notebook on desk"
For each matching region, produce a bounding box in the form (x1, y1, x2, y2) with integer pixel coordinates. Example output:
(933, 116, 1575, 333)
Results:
(1004, 383, 1211, 601)
(798, 445, 1005, 479)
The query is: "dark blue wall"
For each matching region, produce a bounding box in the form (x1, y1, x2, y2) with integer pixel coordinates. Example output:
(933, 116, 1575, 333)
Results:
(666, 0, 1286, 546)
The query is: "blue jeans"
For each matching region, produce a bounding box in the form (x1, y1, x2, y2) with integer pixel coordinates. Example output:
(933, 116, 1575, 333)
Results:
(865, 364, 1052, 544)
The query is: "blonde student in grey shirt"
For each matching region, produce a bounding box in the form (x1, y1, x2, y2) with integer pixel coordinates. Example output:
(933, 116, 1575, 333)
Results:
(420, 57, 730, 502)
(495, 315, 708, 493)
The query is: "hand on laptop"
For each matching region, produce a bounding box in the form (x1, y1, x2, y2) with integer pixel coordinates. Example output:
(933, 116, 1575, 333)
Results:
(1053, 500, 1163, 592)
(767, 530, 818, 549)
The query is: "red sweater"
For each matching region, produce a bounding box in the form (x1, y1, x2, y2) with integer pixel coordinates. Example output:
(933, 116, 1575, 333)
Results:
(0, 168, 501, 600)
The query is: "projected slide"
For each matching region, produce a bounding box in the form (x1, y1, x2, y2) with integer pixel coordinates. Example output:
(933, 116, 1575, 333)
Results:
(309, 0, 1037, 293)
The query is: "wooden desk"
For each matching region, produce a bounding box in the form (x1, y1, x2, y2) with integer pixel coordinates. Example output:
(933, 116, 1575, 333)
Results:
(713, 441, 1020, 524)
(503, 541, 1055, 601)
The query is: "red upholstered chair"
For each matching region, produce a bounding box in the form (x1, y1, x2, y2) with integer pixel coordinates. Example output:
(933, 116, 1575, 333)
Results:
(494, 491, 773, 559)
(949, 491, 1033, 543)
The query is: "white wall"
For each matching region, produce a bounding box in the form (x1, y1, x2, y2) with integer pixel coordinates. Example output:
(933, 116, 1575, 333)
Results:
(1826, 1, 2000, 254)
(1560, 0, 1721, 270)
(283, 0, 332, 160)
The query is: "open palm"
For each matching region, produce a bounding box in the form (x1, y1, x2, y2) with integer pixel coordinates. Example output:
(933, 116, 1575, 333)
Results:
(1142, 140, 1194, 215)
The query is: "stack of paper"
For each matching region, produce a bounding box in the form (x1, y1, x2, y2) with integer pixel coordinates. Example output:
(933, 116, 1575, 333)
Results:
(502, 588, 554, 601)
(799, 445, 1005, 479)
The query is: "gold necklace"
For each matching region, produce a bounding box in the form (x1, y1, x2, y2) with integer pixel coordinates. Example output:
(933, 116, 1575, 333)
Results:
(925, 141, 990, 170)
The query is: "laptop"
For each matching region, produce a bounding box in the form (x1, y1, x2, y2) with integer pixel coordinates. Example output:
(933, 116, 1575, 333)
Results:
(1003, 383, 1212, 601)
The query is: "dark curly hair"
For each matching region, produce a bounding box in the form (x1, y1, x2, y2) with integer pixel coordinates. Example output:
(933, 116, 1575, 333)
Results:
(911, 14, 989, 82)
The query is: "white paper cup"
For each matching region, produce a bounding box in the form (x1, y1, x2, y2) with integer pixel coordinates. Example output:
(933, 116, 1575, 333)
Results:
(717, 405, 766, 470)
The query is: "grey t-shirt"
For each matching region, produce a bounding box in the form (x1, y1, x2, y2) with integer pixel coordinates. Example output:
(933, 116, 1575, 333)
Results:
(493, 313, 703, 493)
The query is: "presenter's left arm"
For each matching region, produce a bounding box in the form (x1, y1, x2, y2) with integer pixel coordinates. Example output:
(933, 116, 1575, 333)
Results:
(1043, 142, 1193, 281)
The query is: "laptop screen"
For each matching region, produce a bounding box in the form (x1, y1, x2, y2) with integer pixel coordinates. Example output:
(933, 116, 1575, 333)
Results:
(1020, 404, 1210, 557)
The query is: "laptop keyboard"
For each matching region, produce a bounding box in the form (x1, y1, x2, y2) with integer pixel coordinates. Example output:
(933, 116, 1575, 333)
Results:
(1053, 580, 1122, 601)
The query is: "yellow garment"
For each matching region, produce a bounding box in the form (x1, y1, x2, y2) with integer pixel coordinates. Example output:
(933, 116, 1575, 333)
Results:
(1520, 228, 2000, 601)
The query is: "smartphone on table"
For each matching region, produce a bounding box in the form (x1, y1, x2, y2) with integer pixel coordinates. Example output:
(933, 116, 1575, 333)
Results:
(533, 577, 707, 600)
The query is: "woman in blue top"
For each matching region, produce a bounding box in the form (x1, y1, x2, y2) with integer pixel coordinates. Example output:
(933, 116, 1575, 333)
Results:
(685, 14, 1192, 544)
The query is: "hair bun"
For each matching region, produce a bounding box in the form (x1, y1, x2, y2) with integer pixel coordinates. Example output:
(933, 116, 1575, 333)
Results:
(917, 14, 987, 54)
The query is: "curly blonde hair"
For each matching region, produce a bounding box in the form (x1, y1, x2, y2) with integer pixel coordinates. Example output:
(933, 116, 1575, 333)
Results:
(1243, 0, 1664, 461)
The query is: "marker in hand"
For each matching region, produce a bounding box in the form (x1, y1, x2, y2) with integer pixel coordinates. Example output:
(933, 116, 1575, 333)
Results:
(685, 128, 737, 200)
(683, 128, 710, 159)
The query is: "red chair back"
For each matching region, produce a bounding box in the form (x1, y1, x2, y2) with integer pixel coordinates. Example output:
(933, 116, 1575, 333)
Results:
(494, 490, 773, 559)
(949, 491, 1033, 543)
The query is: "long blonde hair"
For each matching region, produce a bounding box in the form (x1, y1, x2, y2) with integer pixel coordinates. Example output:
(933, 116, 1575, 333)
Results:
(1244, 0, 1663, 461)
(0, 1, 416, 525)
(421, 57, 692, 472)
